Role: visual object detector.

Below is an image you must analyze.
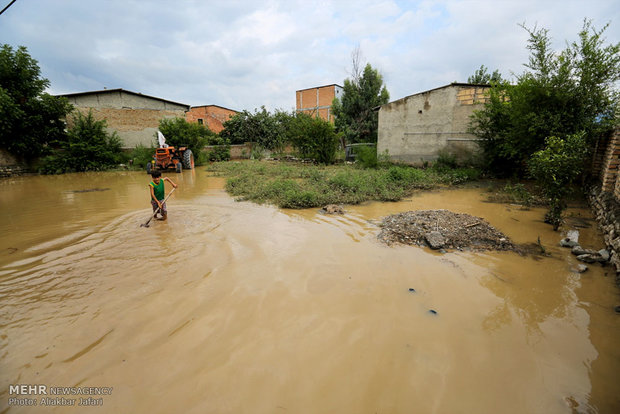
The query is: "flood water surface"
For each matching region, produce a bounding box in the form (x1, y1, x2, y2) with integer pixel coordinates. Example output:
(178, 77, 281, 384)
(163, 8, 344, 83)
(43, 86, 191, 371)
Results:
(1, 171, 619, 413)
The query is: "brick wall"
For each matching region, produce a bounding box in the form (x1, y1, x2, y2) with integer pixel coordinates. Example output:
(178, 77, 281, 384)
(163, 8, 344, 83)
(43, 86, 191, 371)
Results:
(600, 128, 619, 196)
(455, 87, 490, 105)
(296, 85, 341, 123)
(69, 107, 184, 148)
(186, 106, 238, 133)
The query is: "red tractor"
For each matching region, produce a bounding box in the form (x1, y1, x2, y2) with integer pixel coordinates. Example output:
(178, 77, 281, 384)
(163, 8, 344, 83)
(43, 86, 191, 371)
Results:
(146, 146, 194, 174)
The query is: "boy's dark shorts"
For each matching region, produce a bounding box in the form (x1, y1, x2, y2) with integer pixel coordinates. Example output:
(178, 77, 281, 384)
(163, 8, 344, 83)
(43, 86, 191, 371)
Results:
(151, 199, 167, 214)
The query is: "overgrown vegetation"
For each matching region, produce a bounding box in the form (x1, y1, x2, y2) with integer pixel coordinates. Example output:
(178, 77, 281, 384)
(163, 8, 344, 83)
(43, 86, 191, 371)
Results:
(40, 111, 123, 174)
(158, 117, 219, 165)
(220, 107, 287, 152)
(469, 20, 619, 177)
(0, 44, 73, 160)
(528, 133, 589, 229)
(284, 112, 340, 164)
(207, 161, 480, 209)
(128, 144, 156, 169)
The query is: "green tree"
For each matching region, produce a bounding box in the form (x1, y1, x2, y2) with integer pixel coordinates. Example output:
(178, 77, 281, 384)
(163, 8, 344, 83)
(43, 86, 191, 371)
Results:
(467, 65, 504, 84)
(158, 117, 216, 164)
(40, 110, 123, 173)
(285, 112, 339, 164)
(0, 45, 73, 159)
(332, 63, 390, 144)
(528, 133, 589, 230)
(469, 20, 620, 176)
(220, 107, 286, 151)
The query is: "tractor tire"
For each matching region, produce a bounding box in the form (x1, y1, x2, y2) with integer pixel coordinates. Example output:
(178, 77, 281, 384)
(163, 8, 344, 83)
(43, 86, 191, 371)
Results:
(175, 162, 182, 173)
(146, 162, 153, 174)
(182, 149, 194, 170)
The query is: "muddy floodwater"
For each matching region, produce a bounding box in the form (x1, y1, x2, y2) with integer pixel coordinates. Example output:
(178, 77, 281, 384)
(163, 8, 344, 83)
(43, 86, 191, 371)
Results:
(1, 170, 619, 413)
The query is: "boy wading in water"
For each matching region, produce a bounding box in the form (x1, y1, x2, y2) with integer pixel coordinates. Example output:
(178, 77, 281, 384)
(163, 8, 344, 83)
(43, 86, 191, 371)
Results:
(149, 171, 178, 220)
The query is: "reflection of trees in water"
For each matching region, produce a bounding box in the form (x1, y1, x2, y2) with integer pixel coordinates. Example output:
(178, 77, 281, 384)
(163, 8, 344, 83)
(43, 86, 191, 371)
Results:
(479, 256, 580, 337)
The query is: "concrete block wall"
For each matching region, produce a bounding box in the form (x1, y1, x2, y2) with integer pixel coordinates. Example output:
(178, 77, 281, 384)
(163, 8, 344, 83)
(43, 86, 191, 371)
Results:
(378, 84, 488, 166)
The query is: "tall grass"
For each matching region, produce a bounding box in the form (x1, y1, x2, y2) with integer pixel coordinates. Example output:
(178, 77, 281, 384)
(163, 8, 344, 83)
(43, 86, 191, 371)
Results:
(207, 161, 481, 208)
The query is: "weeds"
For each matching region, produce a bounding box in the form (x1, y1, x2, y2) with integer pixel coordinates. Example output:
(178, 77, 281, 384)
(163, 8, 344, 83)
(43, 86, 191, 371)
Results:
(208, 160, 481, 209)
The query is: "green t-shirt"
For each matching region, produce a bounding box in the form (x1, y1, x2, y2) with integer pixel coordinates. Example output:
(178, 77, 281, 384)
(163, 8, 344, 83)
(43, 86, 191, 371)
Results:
(149, 180, 165, 201)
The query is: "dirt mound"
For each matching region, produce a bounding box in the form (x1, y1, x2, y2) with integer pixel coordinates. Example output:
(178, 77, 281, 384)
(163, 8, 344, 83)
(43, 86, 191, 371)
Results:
(378, 209, 516, 252)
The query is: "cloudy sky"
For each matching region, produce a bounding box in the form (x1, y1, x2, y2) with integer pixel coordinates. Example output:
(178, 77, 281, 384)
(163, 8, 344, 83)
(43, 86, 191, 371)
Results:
(1, 0, 618, 111)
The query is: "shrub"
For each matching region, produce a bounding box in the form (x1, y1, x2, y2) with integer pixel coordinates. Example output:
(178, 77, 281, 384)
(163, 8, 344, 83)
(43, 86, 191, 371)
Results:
(287, 113, 339, 164)
(129, 144, 156, 169)
(354, 144, 378, 168)
(528, 132, 589, 230)
(220, 107, 286, 151)
(158, 117, 215, 164)
(40, 110, 123, 173)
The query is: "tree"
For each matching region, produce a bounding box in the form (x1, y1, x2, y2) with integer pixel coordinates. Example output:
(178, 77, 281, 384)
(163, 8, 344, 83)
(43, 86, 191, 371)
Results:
(0, 44, 73, 159)
(467, 65, 504, 84)
(528, 133, 589, 230)
(332, 62, 390, 144)
(284, 112, 339, 164)
(40, 110, 123, 173)
(469, 20, 620, 176)
(158, 117, 216, 163)
(220, 107, 286, 151)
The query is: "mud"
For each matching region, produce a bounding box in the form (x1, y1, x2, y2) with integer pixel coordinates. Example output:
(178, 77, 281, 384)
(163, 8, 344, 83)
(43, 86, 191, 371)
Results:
(1, 172, 619, 413)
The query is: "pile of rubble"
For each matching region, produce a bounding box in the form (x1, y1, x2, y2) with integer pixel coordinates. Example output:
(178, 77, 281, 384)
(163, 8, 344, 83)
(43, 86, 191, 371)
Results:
(377, 209, 516, 252)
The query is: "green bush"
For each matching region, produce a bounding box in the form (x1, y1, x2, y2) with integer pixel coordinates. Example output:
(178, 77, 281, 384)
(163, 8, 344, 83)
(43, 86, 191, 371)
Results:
(433, 150, 459, 170)
(287, 113, 339, 164)
(40, 110, 123, 174)
(158, 117, 215, 165)
(528, 132, 589, 230)
(354, 145, 378, 168)
(128, 144, 156, 169)
(220, 107, 286, 151)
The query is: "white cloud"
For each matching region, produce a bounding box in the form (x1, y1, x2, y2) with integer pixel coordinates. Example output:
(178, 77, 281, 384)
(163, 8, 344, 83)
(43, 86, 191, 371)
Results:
(1, 0, 618, 110)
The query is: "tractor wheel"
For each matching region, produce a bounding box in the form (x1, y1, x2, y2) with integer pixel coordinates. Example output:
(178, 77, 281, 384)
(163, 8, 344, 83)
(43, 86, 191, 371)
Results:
(182, 149, 194, 170)
(146, 162, 153, 174)
(175, 162, 182, 173)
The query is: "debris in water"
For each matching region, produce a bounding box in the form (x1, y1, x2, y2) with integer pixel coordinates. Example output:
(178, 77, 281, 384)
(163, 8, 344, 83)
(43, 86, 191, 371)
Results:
(428, 309, 438, 315)
(408, 288, 416, 292)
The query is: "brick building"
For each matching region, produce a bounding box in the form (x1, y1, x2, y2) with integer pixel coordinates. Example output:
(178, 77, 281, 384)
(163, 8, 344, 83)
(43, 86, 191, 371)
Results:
(60, 88, 189, 148)
(186, 105, 239, 134)
(296, 84, 343, 123)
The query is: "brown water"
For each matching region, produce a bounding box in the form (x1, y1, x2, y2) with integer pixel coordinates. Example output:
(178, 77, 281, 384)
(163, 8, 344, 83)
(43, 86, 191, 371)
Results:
(1, 170, 619, 413)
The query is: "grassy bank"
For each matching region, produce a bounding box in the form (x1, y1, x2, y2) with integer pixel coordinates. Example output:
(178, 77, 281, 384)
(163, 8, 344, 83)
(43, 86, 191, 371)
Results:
(206, 161, 481, 208)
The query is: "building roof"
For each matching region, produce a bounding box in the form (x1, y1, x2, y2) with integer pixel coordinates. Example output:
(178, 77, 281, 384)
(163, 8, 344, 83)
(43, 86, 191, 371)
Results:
(189, 104, 240, 113)
(59, 88, 190, 109)
(296, 83, 343, 93)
